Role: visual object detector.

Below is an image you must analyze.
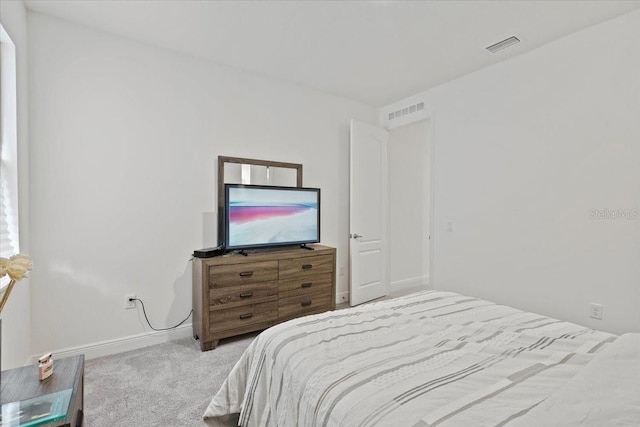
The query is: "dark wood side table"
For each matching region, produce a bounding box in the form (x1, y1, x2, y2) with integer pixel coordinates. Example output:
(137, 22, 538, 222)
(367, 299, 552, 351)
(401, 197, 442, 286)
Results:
(1, 354, 84, 427)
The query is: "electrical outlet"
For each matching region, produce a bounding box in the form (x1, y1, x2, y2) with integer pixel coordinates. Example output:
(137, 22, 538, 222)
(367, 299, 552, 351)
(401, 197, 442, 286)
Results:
(589, 303, 603, 320)
(125, 294, 137, 310)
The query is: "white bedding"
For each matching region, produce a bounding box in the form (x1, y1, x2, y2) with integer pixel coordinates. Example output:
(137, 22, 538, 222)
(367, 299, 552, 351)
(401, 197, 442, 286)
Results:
(512, 332, 640, 427)
(204, 290, 632, 427)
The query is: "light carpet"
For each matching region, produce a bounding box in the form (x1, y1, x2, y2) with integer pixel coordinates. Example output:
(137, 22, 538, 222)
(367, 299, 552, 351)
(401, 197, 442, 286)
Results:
(85, 333, 256, 426)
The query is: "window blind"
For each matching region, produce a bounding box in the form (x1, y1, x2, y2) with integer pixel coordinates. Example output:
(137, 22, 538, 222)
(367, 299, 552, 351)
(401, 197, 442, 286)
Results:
(1, 25, 20, 289)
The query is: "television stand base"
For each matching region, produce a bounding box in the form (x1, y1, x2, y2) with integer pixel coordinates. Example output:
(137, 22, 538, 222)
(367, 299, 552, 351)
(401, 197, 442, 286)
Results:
(300, 244, 315, 250)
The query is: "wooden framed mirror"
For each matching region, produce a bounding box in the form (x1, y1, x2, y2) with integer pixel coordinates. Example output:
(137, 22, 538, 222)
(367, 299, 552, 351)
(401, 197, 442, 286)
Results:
(217, 156, 303, 245)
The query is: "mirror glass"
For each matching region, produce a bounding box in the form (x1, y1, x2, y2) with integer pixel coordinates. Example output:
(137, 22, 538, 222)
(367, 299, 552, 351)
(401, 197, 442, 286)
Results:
(223, 164, 298, 187)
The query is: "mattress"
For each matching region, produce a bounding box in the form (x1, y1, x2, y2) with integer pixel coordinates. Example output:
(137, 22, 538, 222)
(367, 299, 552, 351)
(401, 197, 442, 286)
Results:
(204, 290, 638, 427)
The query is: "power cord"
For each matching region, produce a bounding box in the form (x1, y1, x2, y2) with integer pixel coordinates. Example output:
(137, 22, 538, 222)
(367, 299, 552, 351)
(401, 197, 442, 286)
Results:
(129, 297, 193, 331)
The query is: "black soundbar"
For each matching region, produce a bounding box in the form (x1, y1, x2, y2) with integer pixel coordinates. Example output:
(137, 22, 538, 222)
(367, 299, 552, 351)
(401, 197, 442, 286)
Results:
(193, 246, 225, 258)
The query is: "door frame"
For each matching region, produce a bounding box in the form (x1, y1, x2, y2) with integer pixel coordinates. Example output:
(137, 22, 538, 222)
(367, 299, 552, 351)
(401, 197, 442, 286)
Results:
(347, 109, 436, 304)
(379, 109, 436, 290)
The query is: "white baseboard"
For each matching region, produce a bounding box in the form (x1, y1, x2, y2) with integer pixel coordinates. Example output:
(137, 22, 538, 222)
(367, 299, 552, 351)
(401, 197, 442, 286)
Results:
(391, 275, 430, 292)
(334, 275, 430, 307)
(336, 291, 349, 305)
(22, 276, 425, 365)
(27, 323, 194, 364)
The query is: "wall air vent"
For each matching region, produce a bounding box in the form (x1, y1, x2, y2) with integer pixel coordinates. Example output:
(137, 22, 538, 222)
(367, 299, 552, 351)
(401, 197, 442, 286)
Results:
(388, 102, 424, 121)
(486, 36, 520, 53)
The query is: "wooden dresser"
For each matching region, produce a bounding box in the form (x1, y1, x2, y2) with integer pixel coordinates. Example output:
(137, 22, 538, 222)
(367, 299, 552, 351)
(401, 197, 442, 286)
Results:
(192, 245, 336, 351)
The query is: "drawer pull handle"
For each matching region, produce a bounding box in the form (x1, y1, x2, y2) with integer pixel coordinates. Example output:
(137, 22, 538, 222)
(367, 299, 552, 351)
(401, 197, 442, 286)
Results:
(239, 292, 253, 298)
(301, 301, 312, 307)
(239, 313, 253, 320)
(239, 271, 254, 277)
(302, 264, 313, 270)
(301, 282, 312, 289)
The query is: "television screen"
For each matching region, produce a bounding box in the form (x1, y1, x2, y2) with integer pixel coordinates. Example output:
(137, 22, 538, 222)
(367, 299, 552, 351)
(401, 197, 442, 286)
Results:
(224, 184, 320, 250)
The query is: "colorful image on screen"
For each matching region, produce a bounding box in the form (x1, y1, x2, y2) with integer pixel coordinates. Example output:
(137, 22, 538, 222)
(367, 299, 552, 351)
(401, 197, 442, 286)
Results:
(226, 186, 319, 248)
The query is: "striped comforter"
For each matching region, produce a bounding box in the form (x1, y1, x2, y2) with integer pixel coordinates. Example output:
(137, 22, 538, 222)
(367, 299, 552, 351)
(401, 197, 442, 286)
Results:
(204, 290, 619, 427)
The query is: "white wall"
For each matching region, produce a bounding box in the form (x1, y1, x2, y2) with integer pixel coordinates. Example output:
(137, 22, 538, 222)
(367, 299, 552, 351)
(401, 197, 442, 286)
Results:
(388, 120, 430, 289)
(27, 12, 376, 357)
(0, 0, 31, 368)
(381, 10, 640, 334)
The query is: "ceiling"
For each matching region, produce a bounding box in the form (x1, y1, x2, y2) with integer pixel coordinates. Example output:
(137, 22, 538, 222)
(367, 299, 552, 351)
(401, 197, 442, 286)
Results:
(23, 0, 640, 107)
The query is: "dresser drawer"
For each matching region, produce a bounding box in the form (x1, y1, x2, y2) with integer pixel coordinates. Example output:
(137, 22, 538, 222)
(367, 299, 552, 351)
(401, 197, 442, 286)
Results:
(209, 300, 278, 334)
(209, 261, 278, 287)
(279, 290, 331, 320)
(279, 254, 334, 280)
(193, 246, 336, 351)
(210, 282, 278, 309)
(279, 273, 332, 297)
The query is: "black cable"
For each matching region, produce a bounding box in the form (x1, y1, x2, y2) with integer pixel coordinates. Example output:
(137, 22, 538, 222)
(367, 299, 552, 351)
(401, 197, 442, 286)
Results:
(130, 297, 193, 331)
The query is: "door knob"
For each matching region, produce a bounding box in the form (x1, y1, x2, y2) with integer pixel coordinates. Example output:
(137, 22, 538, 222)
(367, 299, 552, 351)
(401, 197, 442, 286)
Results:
(350, 233, 362, 239)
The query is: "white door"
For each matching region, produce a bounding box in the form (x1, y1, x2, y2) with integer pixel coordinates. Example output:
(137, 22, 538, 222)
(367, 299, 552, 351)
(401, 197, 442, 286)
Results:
(349, 120, 389, 306)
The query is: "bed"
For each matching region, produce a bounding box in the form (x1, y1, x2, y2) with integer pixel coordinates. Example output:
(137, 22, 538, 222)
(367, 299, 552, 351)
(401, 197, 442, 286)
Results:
(204, 290, 640, 427)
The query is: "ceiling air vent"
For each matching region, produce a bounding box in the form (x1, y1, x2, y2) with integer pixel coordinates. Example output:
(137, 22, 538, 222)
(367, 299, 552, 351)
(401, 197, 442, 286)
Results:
(388, 102, 424, 121)
(486, 36, 520, 53)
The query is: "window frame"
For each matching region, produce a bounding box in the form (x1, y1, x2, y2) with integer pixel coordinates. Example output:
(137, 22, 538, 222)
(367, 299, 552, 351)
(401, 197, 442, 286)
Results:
(0, 24, 20, 290)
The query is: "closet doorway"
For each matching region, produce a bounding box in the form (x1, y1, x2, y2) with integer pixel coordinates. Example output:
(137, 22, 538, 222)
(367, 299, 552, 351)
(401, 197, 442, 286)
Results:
(388, 119, 431, 291)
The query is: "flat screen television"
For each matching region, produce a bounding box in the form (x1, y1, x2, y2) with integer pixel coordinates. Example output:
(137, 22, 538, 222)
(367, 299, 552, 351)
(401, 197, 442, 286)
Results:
(224, 184, 320, 250)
